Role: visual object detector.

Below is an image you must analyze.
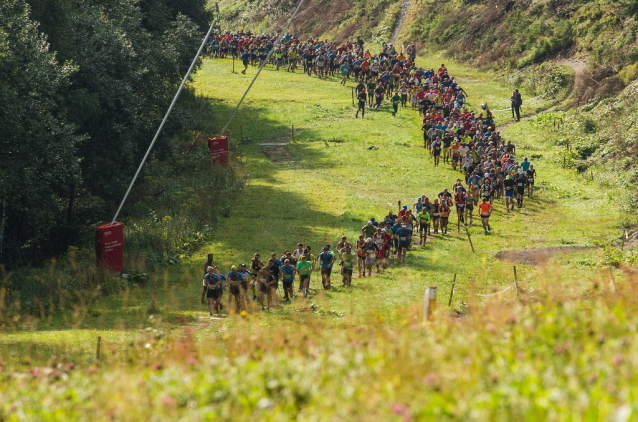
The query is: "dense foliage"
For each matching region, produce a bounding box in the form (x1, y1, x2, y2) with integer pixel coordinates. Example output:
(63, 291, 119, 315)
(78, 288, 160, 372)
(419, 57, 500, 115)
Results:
(0, 0, 211, 267)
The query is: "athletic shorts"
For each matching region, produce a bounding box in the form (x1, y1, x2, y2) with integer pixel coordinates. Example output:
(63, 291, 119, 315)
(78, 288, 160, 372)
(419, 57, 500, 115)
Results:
(481, 214, 490, 220)
(455, 205, 464, 212)
(517, 188, 525, 195)
(321, 267, 332, 276)
(466, 205, 474, 211)
(207, 289, 221, 299)
(440, 217, 448, 224)
(283, 280, 293, 289)
(398, 242, 408, 250)
(528, 180, 535, 185)
(259, 283, 269, 293)
(505, 190, 514, 198)
(230, 285, 240, 296)
(365, 256, 375, 265)
(343, 268, 353, 276)
(300, 274, 310, 284)
(442, 147, 450, 155)
(419, 222, 428, 231)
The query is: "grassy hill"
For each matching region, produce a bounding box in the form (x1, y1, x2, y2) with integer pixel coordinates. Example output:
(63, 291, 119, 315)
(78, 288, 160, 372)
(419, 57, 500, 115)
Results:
(1, 54, 637, 419)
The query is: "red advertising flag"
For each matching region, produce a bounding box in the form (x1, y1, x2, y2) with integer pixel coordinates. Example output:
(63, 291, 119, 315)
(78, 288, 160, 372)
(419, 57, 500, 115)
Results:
(95, 222, 124, 272)
(208, 136, 229, 165)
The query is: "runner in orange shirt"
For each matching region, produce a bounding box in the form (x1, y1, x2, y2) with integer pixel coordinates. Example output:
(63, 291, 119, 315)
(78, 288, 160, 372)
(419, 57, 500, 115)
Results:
(477, 197, 493, 235)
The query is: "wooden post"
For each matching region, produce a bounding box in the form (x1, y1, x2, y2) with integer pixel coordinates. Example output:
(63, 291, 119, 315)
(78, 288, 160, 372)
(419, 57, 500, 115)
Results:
(448, 274, 456, 307)
(96, 336, 101, 361)
(513, 266, 520, 298)
(457, 213, 460, 234)
(622, 229, 627, 250)
(351, 87, 354, 106)
(591, 170, 594, 181)
(424, 286, 437, 321)
(292, 125, 294, 142)
(553, 118, 556, 129)
(465, 227, 475, 254)
(232, 56, 235, 73)
(563, 157, 566, 168)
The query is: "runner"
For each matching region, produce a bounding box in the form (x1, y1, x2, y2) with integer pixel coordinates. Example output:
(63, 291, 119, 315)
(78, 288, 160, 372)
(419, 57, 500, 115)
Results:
(238, 263, 252, 306)
(477, 197, 493, 235)
(256, 266, 270, 311)
(526, 164, 537, 198)
(391, 92, 401, 117)
(356, 234, 367, 277)
(416, 207, 432, 245)
(356, 89, 366, 118)
(281, 259, 296, 301)
(504, 175, 515, 212)
(250, 253, 264, 300)
(296, 254, 313, 298)
(317, 246, 335, 289)
(439, 201, 451, 235)
(337, 245, 355, 287)
(396, 224, 411, 263)
(514, 169, 528, 208)
(363, 238, 379, 275)
(226, 266, 243, 313)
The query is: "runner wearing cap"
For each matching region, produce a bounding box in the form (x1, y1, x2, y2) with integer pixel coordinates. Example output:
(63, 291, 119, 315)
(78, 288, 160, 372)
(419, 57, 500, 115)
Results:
(478, 197, 493, 235)
(362, 221, 377, 238)
(363, 237, 379, 276)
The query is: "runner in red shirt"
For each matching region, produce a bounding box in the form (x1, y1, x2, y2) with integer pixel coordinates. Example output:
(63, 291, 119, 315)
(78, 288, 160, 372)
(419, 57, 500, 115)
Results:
(477, 197, 493, 235)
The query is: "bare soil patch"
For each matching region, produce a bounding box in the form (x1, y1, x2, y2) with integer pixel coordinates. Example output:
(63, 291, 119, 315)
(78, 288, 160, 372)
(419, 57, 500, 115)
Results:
(260, 143, 292, 162)
(495, 246, 591, 266)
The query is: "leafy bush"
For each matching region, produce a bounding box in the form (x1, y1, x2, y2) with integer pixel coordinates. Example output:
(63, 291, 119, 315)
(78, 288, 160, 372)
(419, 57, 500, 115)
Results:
(582, 117, 597, 134)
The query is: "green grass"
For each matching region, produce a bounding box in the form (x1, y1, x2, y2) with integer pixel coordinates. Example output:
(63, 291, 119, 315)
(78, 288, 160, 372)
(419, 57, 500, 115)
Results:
(0, 54, 635, 420)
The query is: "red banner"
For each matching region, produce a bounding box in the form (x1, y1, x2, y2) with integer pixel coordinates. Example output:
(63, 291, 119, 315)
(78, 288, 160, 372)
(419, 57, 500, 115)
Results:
(95, 222, 124, 272)
(208, 136, 229, 165)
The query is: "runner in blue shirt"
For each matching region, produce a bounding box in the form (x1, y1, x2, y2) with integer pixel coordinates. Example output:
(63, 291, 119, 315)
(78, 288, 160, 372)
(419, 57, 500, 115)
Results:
(281, 259, 296, 301)
(226, 266, 243, 312)
(316, 247, 335, 289)
(241, 49, 249, 74)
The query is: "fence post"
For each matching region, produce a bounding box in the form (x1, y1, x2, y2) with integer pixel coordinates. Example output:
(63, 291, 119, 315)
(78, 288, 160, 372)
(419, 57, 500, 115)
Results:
(424, 286, 437, 321)
(465, 227, 475, 254)
(448, 274, 456, 307)
(513, 266, 520, 298)
(96, 336, 101, 361)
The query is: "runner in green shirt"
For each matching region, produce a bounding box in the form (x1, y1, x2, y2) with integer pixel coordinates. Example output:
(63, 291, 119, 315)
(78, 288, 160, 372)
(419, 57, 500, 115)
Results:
(340, 246, 357, 287)
(362, 221, 377, 238)
(296, 254, 313, 298)
(416, 210, 432, 245)
(391, 92, 401, 117)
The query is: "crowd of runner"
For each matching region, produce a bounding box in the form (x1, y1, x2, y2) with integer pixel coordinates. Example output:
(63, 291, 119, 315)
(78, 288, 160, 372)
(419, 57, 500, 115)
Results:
(200, 31, 539, 315)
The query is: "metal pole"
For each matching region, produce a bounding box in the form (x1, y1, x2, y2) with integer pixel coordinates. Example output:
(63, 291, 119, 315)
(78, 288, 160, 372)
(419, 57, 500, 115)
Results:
(219, 0, 306, 137)
(110, 7, 221, 225)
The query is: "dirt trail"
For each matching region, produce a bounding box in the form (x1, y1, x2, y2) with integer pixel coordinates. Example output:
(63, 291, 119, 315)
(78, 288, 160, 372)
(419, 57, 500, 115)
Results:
(388, 0, 411, 46)
(495, 246, 591, 266)
(499, 57, 588, 131)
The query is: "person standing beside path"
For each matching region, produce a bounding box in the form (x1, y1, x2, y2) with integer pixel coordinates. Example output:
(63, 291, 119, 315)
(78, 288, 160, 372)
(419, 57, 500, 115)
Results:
(511, 89, 522, 121)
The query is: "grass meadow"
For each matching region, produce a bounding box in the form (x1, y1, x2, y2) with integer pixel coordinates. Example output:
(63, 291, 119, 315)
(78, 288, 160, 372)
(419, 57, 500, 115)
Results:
(1, 54, 636, 420)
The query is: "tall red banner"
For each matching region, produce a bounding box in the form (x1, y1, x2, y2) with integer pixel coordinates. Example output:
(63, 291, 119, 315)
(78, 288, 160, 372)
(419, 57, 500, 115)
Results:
(95, 222, 124, 272)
